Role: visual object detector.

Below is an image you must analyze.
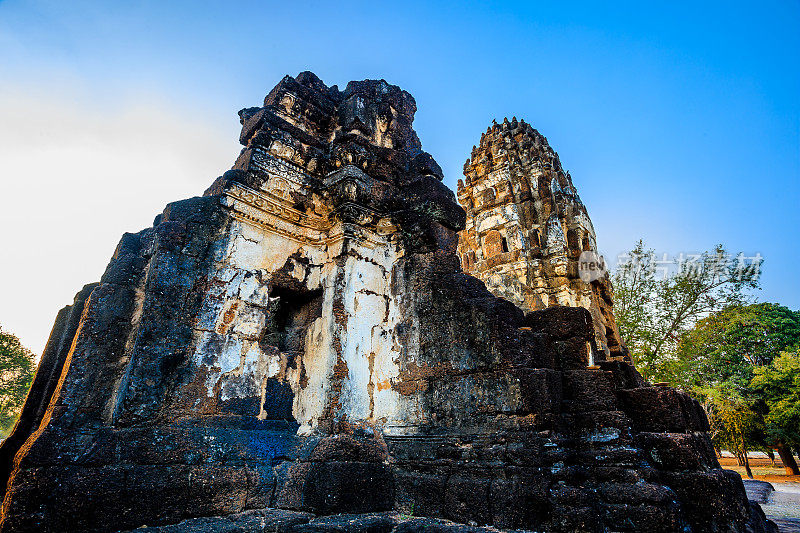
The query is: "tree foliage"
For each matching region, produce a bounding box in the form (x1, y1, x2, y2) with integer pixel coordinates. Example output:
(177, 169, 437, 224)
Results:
(651, 300, 799, 472)
(700, 382, 762, 477)
(0, 327, 36, 436)
(612, 240, 761, 382)
(610, 241, 800, 468)
(677, 303, 800, 392)
(751, 347, 800, 449)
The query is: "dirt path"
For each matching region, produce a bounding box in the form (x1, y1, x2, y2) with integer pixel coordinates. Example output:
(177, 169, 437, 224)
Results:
(764, 484, 800, 533)
(743, 480, 800, 532)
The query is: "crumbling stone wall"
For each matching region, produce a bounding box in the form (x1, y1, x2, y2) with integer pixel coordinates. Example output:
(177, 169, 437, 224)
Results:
(457, 119, 623, 356)
(0, 73, 775, 533)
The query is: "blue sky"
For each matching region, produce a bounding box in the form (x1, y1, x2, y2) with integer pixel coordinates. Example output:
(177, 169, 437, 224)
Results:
(1, 0, 798, 353)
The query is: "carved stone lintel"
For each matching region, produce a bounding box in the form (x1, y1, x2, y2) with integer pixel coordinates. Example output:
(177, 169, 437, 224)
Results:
(335, 203, 377, 226)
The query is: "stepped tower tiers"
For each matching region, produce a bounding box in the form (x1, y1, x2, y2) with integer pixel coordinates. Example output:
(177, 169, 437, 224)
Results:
(0, 72, 775, 533)
(457, 118, 623, 357)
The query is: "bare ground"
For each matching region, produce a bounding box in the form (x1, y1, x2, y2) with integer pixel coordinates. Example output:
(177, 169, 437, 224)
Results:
(731, 454, 800, 532)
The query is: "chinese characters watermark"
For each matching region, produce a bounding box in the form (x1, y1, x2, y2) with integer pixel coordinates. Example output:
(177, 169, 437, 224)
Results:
(614, 251, 762, 281)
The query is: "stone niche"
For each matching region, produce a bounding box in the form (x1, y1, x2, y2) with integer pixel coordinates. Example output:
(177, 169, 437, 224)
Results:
(0, 72, 776, 533)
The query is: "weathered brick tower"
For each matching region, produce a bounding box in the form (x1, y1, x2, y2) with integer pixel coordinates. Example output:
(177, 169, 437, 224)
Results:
(457, 118, 623, 356)
(0, 73, 775, 533)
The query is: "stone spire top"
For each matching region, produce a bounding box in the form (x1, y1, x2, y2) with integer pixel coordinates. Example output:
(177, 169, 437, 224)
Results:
(231, 71, 435, 186)
(457, 118, 623, 355)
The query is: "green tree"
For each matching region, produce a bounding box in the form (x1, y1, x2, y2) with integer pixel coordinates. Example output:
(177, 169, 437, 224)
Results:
(611, 240, 658, 368)
(0, 327, 36, 436)
(676, 303, 800, 392)
(700, 382, 762, 478)
(612, 240, 761, 383)
(676, 304, 800, 473)
(751, 347, 800, 475)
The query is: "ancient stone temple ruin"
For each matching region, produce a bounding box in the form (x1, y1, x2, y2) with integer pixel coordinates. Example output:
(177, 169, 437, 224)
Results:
(457, 119, 622, 356)
(0, 72, 775, 532)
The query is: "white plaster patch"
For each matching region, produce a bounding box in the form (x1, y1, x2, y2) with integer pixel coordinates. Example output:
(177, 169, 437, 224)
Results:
(219, 336, 244, 374)
(186, 173, 416, 431)
(230, 304, 266, 338)
(239, 271, 270, 306)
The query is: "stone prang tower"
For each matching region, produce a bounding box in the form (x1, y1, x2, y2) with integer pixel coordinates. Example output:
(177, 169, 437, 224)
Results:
(457, 117, 623, 357)
(0, 74, 776, 533)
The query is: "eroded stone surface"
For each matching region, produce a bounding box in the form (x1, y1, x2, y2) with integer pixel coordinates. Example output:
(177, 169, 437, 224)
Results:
(0, 72, 775, 533)
(457, 119, 622, 355)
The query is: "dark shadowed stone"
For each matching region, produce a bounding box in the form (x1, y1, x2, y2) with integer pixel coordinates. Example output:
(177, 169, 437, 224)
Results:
(129, 508, 314, 532)
(523, 305, 594, 341)
(276, 460, 394, 515)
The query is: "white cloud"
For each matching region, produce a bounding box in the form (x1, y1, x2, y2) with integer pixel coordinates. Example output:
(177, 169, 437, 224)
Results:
(0, 83, 240, 355)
